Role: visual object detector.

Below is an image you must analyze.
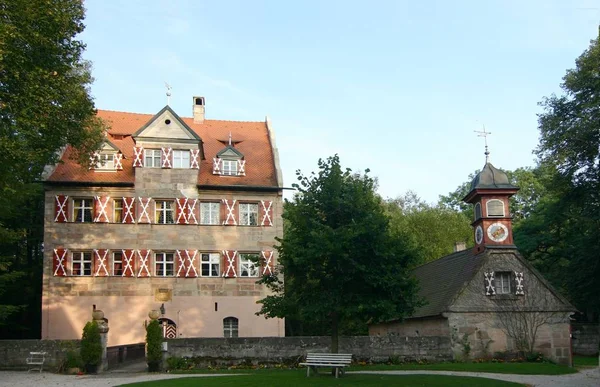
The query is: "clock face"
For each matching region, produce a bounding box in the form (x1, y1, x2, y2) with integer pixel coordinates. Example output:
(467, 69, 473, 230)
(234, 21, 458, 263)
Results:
(475, 225, 483, 245)
(487, 222, 508, 242)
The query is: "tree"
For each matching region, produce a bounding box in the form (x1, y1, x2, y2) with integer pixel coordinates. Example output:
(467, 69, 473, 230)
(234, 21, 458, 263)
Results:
(531, 33, 600, 321)
(0, 0, 105, 333)
(385, 191, 472, 265)
(257, 155, 422, 352)
(146, 319, 162, 372)
(80, 320, 102, 373)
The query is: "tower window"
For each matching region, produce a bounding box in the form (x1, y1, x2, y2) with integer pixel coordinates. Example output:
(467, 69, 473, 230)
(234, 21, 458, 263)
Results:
(494, 271, 512, 294)
(223, 317, 238, 338)
(474, 202, 482, 220)
(486, 199, 505, 217)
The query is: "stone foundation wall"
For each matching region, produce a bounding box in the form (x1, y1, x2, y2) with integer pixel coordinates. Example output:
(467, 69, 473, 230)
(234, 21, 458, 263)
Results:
(165, 335, 452, 365)
(0, 340, 80, 370)
(572, 323, 599, 356)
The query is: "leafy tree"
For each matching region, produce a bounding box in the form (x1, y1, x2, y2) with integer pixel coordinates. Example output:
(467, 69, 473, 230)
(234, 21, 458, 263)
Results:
(385, 191, 472, 265)
(524, 34, 600, 321)
(257, 155, 422, 352)
(0, 0, 105, 333)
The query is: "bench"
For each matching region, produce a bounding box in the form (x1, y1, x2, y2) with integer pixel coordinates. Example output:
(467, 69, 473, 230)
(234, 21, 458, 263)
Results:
(299, 353, 352, 378)
(26, 351, 46, 372)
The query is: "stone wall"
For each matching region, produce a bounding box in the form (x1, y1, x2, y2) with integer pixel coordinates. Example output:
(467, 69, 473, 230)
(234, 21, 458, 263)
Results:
(0, 340, 80, 370)
(164, 335, 452, 366)
(572, 323, 599, 356)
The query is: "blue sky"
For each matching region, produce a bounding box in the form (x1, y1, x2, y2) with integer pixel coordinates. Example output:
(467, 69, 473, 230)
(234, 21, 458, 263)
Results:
(81, 0, 599, 203)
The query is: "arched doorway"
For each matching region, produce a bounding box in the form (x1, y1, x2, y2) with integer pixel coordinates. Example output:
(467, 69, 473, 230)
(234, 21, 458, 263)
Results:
(158, 318, 177, 339)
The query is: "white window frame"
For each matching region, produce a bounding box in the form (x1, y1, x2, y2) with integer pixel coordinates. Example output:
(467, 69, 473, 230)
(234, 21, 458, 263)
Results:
(486, 199, 505, 217)
(144, 149, 161, 168)
(223, 317, 239, 338)
(112, 251, 123, 276)
(200, 202, 220, 225)
(172, 150, 190, 169)
(95, 152, 115, 171)
(155, 200, 175, 224)
(239, 253, 259, 277)
(239, 203, 258, 226)
(155, 252, 174, 277)
(72, 251, 92, 276)
(201, 253, 220, 277)
(495, 271, 512, 294)
(113, 199, 123, 223)
(222, 159, 238, 176)
(73, 198, 93, 222)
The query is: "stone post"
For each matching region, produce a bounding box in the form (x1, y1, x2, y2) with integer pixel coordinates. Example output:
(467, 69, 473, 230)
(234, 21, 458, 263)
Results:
(93, 309, 109, 372)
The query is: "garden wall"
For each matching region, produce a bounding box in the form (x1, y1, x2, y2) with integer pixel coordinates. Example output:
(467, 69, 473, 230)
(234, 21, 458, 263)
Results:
(0, 339, 80, 370)
(165, 335, 452, 366)
(572, 323, 599, 356)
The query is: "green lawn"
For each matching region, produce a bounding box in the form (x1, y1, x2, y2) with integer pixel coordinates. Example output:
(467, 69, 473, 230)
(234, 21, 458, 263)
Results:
(120, 371, 524, 386)
(347, 361, 577, 375)
(574, 355, 599, 367)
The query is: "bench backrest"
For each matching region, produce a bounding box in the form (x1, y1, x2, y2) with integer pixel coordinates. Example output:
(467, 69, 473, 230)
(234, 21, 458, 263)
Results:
(305, 353, 352, 364)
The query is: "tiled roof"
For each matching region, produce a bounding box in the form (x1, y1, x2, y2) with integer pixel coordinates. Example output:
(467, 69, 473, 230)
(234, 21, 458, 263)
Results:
(46, 109, 279, 188)
(410, 248, 483, 318)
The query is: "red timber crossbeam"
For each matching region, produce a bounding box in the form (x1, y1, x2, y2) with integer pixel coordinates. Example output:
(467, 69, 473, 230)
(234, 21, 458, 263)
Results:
(222, 250, 238, 278)
(93, 249, 110, 276)
(261, 250, 274, 276)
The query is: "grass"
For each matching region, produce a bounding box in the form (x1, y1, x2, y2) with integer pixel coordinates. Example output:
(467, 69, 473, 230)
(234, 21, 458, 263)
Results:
(120, 370, 525, 386)
(347, 361, 577, 375)
(573, 355, 599, 367)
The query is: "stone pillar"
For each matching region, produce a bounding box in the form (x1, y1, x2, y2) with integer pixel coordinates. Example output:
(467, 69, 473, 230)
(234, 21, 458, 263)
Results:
(93, 309, 110, 373)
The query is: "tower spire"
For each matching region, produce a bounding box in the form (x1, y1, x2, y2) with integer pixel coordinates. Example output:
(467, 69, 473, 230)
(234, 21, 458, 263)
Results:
(474, 125, 492, 163)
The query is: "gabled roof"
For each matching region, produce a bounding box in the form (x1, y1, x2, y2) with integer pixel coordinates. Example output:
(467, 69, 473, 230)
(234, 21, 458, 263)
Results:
(407, 247, 575, 319)
(217, 145, 244, 158)
(45, 109, 280, 188)
(411, 248, 483, 318)
(132, 105, 202, 141)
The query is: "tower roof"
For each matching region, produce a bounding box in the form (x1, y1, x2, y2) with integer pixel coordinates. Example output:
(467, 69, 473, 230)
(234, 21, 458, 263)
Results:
(470, 162, 518, 190)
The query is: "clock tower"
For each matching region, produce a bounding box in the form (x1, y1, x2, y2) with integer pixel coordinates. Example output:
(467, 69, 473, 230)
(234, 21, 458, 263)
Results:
(462, 162, 519, 254)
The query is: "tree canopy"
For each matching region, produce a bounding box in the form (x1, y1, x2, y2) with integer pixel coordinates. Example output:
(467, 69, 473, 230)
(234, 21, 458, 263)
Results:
(257, 155, 422, 351)
(0, 0, 105, 336)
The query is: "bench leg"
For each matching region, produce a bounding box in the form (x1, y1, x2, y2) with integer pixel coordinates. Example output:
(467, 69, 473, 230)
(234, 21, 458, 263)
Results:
(306, 366, 310, 377)
(335, 367, 339, 378)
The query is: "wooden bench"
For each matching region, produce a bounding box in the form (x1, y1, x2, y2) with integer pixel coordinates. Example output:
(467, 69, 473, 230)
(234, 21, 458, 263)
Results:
(299, 353, 352, 378)
(26, 351, 46, 372)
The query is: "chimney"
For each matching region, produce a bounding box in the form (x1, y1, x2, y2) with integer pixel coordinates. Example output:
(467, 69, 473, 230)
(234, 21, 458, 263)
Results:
(193, 96, 205, 124)
(453, 241, 467, 252)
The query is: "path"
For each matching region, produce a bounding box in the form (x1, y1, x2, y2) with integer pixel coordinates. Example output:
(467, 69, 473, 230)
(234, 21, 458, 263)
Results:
(0, 367, 597, 386)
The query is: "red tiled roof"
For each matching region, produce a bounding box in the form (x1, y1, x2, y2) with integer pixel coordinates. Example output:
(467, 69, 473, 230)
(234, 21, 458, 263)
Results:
(46, 109, 279, 188)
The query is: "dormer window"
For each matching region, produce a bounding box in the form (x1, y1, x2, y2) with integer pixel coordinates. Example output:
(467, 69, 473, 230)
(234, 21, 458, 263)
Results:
(95, 153, 115, 170)
(213, 143, 246, 176)
(486, 199, 505, 217)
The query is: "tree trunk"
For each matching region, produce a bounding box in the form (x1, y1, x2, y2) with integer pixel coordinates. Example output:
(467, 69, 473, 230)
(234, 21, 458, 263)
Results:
(331, 312, 339, 353)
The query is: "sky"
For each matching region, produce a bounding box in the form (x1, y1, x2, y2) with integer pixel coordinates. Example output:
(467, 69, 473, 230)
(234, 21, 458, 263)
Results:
(80, 0, 599, 203)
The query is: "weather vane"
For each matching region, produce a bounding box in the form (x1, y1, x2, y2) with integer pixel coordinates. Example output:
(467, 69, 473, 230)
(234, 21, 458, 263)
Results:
(165, 82, 172, 105)
(474, 125, 491, 163)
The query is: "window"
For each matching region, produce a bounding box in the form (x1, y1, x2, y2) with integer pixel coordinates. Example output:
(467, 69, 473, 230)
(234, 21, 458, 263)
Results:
(172, 150, 190, 168)
(114, 199, 123, 223)
(239, 253, 259, 277)
(73, 198, 93, 222)
(144, 149, 161, 168)
(155, 252, 174, 277)
(487, 199, 505, 217)
(201, 253, 220, 277)
(95, 153, 115, 170)
(223, 317, 239, 338)
(72, 251, 92, 276)
(113, 251, 123, 276)
(239, 203, 258, 226)
(222, 159, 238, 176)
(495, 272, 512, 294)
(155, 200, 174, 224)
(200, 202, 220, 225)
(474, 202, 482, 220)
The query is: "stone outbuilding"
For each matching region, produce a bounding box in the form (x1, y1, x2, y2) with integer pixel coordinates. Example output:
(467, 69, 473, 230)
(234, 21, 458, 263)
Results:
(370, 162, 576, 366)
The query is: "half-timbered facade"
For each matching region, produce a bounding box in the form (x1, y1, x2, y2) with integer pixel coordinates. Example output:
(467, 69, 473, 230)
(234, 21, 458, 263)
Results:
(42, 97, 284, 345)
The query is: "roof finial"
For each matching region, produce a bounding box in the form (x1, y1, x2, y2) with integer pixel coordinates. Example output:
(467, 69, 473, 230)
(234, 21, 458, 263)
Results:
(474, 125, 492, 163)
(165, 82, 172, 105)
(228, 131, 232, 146)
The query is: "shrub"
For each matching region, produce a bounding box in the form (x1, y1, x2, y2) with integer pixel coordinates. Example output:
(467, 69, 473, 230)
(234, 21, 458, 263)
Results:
(64, 350, 83, 369)
(146, 319, 163, 372)
(80, 321, 102, 373)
